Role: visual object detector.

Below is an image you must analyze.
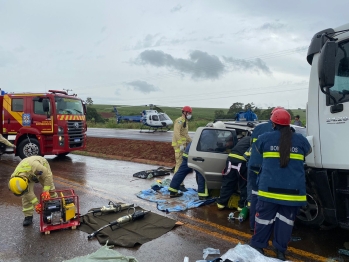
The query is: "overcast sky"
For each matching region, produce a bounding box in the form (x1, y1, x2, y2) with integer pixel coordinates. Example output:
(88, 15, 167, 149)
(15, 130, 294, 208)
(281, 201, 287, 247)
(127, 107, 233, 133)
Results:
(0, 1, 348, 109)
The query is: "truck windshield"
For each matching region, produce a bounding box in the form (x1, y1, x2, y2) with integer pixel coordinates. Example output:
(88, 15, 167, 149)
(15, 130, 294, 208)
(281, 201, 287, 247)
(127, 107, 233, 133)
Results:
(328, 39, 349, 105)
(55, 96, 83, 115)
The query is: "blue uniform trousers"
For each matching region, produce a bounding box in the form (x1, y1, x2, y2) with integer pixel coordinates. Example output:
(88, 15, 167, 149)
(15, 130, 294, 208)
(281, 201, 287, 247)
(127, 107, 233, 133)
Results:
(248, 169, 258, 230)
(250, 200, 300, 252)
(169, 158, 208, 196)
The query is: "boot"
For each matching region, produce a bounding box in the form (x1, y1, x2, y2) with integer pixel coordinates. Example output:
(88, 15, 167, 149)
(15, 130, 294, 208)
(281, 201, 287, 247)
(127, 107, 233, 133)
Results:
(274, 248, 286, 261)
(170, 191, 183, 198)
(23, 216, 33, 227)
(251, 245, 264, 255)
(179, 184, 188, 192)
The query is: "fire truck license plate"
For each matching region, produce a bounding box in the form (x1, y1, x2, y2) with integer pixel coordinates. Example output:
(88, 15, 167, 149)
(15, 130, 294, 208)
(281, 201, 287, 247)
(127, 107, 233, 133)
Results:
(74, 138, 80, 142)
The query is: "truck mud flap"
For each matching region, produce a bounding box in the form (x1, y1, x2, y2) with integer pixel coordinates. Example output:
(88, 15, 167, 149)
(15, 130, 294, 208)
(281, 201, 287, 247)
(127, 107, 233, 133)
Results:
(308, 169, 337, 225)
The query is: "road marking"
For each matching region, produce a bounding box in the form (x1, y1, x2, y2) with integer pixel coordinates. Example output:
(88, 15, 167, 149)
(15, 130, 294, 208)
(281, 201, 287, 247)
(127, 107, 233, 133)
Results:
(55, 175, 329, 261)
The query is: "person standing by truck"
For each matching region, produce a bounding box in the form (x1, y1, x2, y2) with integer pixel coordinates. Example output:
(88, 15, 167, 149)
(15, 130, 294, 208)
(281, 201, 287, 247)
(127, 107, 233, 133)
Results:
(247, 106, 283, 231)
(250, 109, 311, 261)
(8, 156, 58, 227)
(171, 106, 193, 191)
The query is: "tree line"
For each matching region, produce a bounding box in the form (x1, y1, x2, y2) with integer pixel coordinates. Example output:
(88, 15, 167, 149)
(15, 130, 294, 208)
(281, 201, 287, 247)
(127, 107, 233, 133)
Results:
(214, 102, 294, 121)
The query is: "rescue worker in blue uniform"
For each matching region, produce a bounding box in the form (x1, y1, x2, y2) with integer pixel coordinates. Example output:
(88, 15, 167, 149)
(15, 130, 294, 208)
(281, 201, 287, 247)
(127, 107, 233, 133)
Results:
(247, 106, 283, 231)
(168, 142, 209, 199)
(217, 136, 250, 210)
(250, 109, 311, 261)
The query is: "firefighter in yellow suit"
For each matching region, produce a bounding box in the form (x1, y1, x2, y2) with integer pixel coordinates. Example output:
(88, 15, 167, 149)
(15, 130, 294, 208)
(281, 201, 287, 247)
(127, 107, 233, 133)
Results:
(172, 106, 193, 190)
(8, 156, 58, 227)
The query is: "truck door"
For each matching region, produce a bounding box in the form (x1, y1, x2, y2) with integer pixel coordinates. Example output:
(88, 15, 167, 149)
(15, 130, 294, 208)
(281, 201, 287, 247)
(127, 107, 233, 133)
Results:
(2, 95, 25, 134)
(188, 127, 237, 189)
(31, 97, 53, 134)
(319, 39, 349, 169)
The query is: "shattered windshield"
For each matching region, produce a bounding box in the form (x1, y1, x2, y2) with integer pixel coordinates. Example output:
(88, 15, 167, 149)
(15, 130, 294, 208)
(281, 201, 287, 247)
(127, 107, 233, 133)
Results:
(55, 96, 83, 115)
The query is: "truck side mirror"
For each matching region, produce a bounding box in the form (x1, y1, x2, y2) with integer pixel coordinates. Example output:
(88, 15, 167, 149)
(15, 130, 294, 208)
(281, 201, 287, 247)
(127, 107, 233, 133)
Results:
(43, 99, 50, 112)
(83, 103, 87, 115)
(318, 41, 337, 89)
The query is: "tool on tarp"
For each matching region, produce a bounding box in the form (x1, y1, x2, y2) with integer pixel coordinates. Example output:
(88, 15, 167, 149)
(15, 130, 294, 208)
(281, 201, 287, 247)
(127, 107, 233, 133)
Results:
(87, 207, 150, 240)
(77, 201, 134, 219)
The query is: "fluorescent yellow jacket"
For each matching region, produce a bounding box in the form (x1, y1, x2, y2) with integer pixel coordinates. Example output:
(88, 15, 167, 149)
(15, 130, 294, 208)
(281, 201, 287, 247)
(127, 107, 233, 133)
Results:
(171, 116, 192, 151)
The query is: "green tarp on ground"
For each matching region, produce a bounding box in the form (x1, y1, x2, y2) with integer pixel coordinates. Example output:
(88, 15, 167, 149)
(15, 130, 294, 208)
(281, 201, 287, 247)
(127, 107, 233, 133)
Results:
(63, 243, 138, 262)
(79, 206, 176, 247)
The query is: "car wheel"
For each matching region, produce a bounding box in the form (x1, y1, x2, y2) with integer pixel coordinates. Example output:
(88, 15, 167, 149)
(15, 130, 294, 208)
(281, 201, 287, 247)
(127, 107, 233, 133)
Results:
(296, 188, 325, 228)
(18, 138, 41, 159)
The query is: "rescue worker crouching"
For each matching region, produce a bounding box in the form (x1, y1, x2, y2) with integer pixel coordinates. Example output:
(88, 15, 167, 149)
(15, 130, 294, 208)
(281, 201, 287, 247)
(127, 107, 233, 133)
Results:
(216, 135, 250, 211)
(168, 142, 209, 199)
(250, 109, 311, 261)
(8, 156, 58, 227)
(171, 106, 193, 192)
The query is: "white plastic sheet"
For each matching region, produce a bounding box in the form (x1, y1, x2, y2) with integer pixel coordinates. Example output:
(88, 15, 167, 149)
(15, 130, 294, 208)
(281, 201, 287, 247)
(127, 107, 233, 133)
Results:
(220, 243, 288, 262)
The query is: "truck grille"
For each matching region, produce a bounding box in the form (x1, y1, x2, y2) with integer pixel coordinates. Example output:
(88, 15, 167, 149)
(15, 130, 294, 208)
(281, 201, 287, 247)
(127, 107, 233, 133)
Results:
(67, 120, 84, 148)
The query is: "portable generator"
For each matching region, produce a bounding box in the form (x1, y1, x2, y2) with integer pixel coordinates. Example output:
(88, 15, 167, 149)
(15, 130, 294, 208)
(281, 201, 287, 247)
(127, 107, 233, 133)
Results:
(40, 189, 80, 235)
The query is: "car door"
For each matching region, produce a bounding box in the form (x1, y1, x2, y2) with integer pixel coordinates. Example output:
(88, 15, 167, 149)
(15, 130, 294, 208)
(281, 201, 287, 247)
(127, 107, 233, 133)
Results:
(188, 127, 237, 189)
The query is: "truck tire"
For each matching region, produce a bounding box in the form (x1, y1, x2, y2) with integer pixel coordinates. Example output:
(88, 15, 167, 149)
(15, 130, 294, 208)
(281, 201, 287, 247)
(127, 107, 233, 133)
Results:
(296, 187, 325, 228)
(18, 138, 41, 159)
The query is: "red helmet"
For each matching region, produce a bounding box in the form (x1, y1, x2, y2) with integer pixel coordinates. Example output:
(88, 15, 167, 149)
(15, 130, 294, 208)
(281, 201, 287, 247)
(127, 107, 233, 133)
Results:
(270, 109, 291, 126)
(271, 106, 284, 114)
(182, 106, 192, 113)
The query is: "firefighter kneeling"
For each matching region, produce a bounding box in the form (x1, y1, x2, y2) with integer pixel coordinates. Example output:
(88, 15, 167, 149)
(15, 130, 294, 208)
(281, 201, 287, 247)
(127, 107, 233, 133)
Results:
(8, 156, 58, 227)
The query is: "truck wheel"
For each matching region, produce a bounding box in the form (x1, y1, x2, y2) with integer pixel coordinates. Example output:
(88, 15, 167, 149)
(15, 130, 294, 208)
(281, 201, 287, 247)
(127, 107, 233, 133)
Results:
(18, 138, 41, 159)
(296, 188, 325, 228)
(57, 152, 69, 157)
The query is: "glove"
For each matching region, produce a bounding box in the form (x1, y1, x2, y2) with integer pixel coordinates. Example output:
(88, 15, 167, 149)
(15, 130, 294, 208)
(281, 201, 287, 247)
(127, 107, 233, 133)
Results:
(179, 145, 185, 152)
(41, 191, 51, 201)
(35, 203, 42, 214)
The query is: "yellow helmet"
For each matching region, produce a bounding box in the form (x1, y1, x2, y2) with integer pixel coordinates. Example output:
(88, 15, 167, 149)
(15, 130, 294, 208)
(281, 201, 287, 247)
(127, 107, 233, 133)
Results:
(8, 176, 29, 196)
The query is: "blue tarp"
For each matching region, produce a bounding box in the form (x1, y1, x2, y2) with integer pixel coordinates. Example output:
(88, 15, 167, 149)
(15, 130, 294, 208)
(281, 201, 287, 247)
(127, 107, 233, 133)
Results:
(136, 186, 216, 212)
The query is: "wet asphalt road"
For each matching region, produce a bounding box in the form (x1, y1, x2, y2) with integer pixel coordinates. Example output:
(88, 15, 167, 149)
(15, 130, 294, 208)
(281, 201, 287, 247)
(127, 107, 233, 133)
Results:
(86, 128, 195, 142)
(0, 154, 348, 262)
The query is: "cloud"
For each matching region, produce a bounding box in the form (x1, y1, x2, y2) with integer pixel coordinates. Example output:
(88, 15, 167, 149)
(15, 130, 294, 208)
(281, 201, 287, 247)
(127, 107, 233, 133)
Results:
(133, 34, 162, 49)
(223, 57, 272, 75)
(258, 21, 286, 32)
(135, 50, 225, 79)
(125, 80, 160, 93)
(0, 48, 17, 67)
(171, 4, 182, 13)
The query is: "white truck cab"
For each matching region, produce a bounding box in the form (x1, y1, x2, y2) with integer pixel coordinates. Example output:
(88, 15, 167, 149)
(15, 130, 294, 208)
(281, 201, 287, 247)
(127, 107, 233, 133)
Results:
(306, 23, 349, 229)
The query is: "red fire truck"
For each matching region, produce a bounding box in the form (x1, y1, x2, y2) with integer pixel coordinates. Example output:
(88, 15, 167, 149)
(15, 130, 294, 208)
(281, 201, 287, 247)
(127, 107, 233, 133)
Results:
(0, 89, 87, 159)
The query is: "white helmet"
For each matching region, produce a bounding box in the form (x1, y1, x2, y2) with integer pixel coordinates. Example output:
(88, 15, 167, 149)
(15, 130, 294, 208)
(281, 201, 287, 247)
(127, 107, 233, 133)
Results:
(212, 121, 225, 129)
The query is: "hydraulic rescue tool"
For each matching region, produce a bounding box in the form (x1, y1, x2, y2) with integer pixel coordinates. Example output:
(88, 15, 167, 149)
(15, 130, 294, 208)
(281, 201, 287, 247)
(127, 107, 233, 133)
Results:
(77, 201, 134, 218)
(40, 189, 80, 235)
(87, 207, 150, 240)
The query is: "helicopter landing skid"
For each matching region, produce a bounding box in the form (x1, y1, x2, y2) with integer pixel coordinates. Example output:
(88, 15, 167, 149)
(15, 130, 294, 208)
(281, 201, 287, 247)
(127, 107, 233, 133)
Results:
(139, 125, 170, 133)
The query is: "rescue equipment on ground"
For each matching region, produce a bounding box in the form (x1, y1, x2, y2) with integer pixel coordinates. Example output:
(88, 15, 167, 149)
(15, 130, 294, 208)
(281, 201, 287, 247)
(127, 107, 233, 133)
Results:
(133, 167, 173, 179)
(40, 189, 80, 235)
(78, 201, 134, 218)
(228, 207, 249, 223)
(87, 207, 150, 240)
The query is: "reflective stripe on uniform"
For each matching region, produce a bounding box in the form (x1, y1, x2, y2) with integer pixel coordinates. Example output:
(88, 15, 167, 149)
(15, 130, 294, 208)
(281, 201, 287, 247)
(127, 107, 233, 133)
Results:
(168, 187, 178, 193)
(252, 190, 259, 195)
(182, 153, 188, 158)
(175, 149, 181, 153)
(30, 197, 39, 204)
(252, 138, 257, 142)
(217, 203, 225, 209)
(263, 152, 304, 161)
(172, 142, 177, 146)
(43, 186, 51, 191)
(255, 212, 294, 226)
(22, 206, 34, 212)
(228, 153, 246, 161)
(198, 182, 209, 197)
(258, 190, 306, 202)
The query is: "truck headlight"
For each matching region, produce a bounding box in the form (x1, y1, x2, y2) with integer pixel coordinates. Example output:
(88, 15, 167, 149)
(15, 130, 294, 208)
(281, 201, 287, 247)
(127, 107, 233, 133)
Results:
(59, 136, 64, 141)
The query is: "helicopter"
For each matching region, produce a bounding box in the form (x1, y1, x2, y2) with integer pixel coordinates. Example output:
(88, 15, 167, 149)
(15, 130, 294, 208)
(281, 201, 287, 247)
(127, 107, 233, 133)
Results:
(113, 104, 173, 133)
